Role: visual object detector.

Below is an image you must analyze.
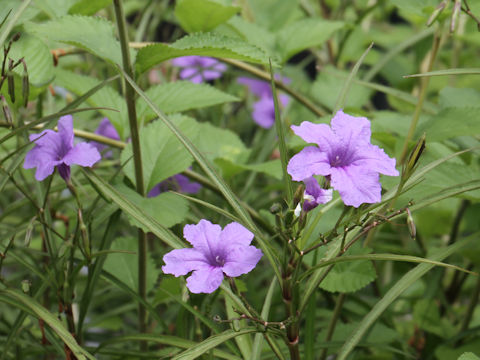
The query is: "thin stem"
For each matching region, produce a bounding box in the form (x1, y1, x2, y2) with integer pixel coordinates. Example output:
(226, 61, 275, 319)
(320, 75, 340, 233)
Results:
(399, 29, 442, 163)
(113, 0, 148, 343)
(319, 293, 345, 360)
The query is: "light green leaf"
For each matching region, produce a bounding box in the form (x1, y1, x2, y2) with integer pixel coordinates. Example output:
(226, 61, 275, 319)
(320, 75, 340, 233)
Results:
(458, 353, 480, 360)
(0, 0, 39, 28)
(439, 87, 480, 109)
(195, 121, 248, 162)
(175, 0, 240, 33)
(121, 115, 199, 192)
(0, 289, 95, 360)
(54, 68, 127, 138)
(68, 0, 113, 15)
(116, 183, 189, 229)
(276, 18, 345, 62)
(103, 237, 159, 293)
(319, 244, 377, 293)
(34, 0, 76, 18)
(136, 81, 239, 122)
(25, 15, 135, 65)
(172, 328, 258, 360)
(6, 34, 54, 86)
(135, 33, 271, 74)
(215, 157, 282, 180)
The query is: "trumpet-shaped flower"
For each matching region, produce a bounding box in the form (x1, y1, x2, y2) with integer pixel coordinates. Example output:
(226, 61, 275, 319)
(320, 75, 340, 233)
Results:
(172, 56, 227, 83)
(237, 77, 290, 129)
(162, 220, 263, 294)
(302, 176, 333, 211)
(24, 115, 101, 181)
(287, 110, 399, 207)
(92, 118, 120, 153)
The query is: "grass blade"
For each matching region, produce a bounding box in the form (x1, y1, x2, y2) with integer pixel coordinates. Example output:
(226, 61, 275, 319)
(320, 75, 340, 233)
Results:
(405, 68, 480, 78)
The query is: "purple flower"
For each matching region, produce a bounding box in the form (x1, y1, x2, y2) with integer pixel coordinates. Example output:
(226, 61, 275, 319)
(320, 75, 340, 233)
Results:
(172, 56, 227, 83)
(237, 77, 290, 129)
(148, 174, 201, 197)
(162, 220, 263, 294)
(24, 115, 101, 181)
(287, 110, 399, 208)
(93, 118, 120, 153)
(302, 176, 333, 211)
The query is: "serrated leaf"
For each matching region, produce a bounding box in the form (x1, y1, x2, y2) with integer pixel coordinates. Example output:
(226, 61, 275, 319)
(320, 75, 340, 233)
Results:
(25, 15, 135, 65)
(136, 81, 239, 122)
(195, 121, 248, 162)
(175, 0, 240, 33)
(320, 244, 376, 293)
(54, 68, 127, 138)
(68, 0, 113, 15)
(6, 33, 54, 87)
(103, 237, 159, 293)
(116, 183, 189, 229)
(416, 107, 480, 142)
(276, 18, 345, 62)
(121, 115, 199, 192)
(135, 33, 271, 74)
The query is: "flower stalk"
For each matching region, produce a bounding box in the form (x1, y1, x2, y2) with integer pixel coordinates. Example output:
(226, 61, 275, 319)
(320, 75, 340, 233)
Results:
(113, 0, 148, 341)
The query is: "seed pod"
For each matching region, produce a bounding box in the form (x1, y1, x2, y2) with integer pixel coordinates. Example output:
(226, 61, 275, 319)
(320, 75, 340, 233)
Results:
(450, 0, 461, 33)
(427, 0, 448, 27)
(405, 133, 426, 177)
(406, 208, 416, 240)
(1, 95, 12, 126)
(21, 59, 29, 107)
(293, 184, 305, 209)
(7, 59, 14, 103)
(12, 32, 21, 42)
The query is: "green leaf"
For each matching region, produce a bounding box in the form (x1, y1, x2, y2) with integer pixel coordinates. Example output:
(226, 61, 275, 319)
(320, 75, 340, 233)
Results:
(0, 289, 95, 360)
(276, 18, 344, 62)
(136, 81, 239, 122)
(135, 33, 271, 74)
(417, 107, 480, 142)
(35, 0, 76, 18)
(405, 68, 480, 78)
(68, 0, 113, 15)
(82, 169, 185, 249)
(319, 244, 376, 293)
(116, 183, 189, 229)
(25, 15, 135, 65)
(215, 159, 282, 180)
(54, 68, 127, 138)
(121, 115, 199, 192)
(172, 328, 258, 360)
(175, 0, 240, 33)
(6, 33, 54, 86)
(103, 236, 159, 293)
(458, 353, 480, 360)
(439, 87, 480, 109)
(336, 235, 477, 360)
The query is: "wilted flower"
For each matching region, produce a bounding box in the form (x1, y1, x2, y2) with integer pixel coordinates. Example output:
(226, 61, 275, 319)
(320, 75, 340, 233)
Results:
(287, 110, 399, 208)
(302, 176, 333, 211)
(237, 77, 290, 129)
(92, 118, 120, 153)
(24, 115, 101, 181)
(162, 220, 263, 294)
(172, 56, 227, 83)
(148, 173, 201, 197)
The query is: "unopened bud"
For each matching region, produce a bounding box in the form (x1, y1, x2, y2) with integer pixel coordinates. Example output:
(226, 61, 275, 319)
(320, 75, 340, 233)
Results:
(293, 184, 305, 209)
(21, 59, 29, 107)
(270, 203, 282, 215)
(405, 133, 426, 177)
(450, 0, 461, 33)
(406, 208, 416, 239)
(427, 0, 448, 27)
(12, 32, 21, 42)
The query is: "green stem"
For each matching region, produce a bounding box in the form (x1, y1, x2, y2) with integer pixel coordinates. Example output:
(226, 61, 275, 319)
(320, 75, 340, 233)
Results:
(113, 0, 148, 342)
(319, 293, 345, 360)
(399, 29, 442, 163)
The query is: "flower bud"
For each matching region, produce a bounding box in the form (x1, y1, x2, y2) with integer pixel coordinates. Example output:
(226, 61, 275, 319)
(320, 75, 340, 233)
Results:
(1, 95, 12, 126)
(427, 0, 448, 27)
(293, 184, 305, 209)
(12, 32, 21, 42)
(21, 59, 29, 107)
(405, 133, 426, 177)
(270, 203, 282, 215)
(21, 279, 31, 294)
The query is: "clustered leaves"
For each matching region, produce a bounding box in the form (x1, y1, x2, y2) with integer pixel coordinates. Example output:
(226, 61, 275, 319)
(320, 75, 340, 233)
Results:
(1, 1, 480, 360)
